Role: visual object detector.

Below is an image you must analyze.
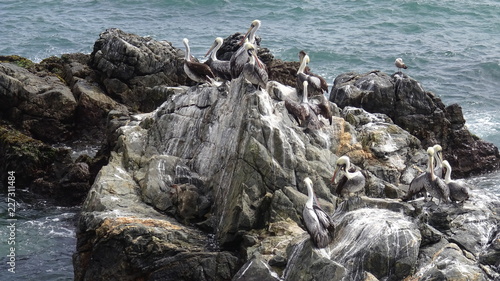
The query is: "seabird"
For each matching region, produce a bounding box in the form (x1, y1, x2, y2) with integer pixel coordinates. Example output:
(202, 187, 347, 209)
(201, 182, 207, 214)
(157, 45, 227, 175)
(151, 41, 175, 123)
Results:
(442, 160, 470, 203)
(402, 144, 443, 201)
(285, 80, 311, 127)
(425, 147, 450, 204)
(205, 37, 231, 81)
(285, 81, 331, 130)
(230, 20, 261, 79)
(182, 38, 215, 85)
(331, 155, 366, 197)
(302, 177, 335, 248)
(433, 144, 443, 178)
(395, 58, 408, 73)
(297, 51, 328, 96)
(241, 42, 268, 90)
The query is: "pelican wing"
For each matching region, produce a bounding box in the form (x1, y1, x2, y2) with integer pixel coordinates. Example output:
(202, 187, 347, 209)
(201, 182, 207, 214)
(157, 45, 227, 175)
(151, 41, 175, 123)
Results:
(186, 61, 215, 79)
(313, 205, 335, 233)
(285, 99, 307, 126)
(403, 172, 428, 201)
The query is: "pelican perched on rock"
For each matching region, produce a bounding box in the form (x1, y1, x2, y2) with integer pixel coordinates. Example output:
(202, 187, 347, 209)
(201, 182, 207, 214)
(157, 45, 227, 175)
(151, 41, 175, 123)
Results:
(285, 81, 331, 130)
(297, 50, 328, 96)
(205, 37, 231, 81)
(425, 147, 450, 204)
(241, 42, 268, 90)
(402, 144, 443, 201)
(230, 20, 261, 79)
(331, 156, 366, 197)
(182, 38, 215, 85)
(395, 58, 408, 73)
(302, 177, 335, 248)
(433, 144, 443, 178)
(442, 160, 470, 203)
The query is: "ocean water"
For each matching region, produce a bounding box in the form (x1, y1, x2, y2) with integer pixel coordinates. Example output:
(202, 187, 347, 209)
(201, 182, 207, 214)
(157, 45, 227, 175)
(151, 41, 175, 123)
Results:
(1, 0, 500, 279)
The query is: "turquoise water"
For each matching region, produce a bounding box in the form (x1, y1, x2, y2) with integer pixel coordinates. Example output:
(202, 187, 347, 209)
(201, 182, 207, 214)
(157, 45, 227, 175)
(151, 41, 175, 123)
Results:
(1, 0, 500, 279)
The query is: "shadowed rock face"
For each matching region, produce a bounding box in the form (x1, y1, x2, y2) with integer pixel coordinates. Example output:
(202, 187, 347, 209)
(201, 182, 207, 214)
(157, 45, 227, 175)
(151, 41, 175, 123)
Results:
(330, 71, 500, 177)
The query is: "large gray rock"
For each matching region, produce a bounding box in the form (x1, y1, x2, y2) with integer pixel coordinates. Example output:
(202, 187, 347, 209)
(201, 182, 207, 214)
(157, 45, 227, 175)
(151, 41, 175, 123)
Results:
(330, 71, 500, 177)
(74, 72, 500, 280)
(90, 28, 188, 112)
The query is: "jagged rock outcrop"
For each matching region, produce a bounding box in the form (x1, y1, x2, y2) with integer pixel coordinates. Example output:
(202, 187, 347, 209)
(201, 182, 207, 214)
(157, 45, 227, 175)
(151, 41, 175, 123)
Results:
(1, 29, 499, 280)
(330, 71, 500, 177)
(89, 28, 189, 112)
(75, 72, 500, 280)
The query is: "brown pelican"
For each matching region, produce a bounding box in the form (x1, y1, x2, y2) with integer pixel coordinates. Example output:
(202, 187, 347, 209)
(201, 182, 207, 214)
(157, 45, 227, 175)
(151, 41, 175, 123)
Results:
(205, 37, 231, 81)
(442, 160, 470, 203)
(230, 20, 261, 79)
(425, 147, 450, 204)
(331, 156, 366, 197)
(302, 177, 335, 248)
(241, 42, 268, 90)
(402, 144, 443, 201)
(297, 50, 328, 96)
(395, 58, 408, 73)
(285, 81, 331, 129)
(182, 38, 215, 84)
(433, 144, 443, 178)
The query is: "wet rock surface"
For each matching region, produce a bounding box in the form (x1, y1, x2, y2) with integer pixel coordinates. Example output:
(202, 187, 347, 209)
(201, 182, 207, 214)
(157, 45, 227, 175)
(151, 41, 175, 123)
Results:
(1, 29, 499, 280)
(330, 71, 500, 177)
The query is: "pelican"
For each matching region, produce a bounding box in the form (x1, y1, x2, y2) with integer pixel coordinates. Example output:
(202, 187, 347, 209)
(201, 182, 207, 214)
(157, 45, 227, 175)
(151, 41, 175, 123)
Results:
(302, 177, 335, 248)
(331, 156, 366, 197)
(297, 51, 328, 96)
(395, 58, 408, 73)
(205, 37, 231, 81)
(241, 42, 268, 90)
(182, 38, 215, 84)
(433, 144, 443, 178)
(425, 147, 450, 204)
(230, 20, 261, 79)
(442, 160, 470, 203)
(402, 145, 443, 201)
(285, 80, 311, 127)
(285, 81, 330, 130)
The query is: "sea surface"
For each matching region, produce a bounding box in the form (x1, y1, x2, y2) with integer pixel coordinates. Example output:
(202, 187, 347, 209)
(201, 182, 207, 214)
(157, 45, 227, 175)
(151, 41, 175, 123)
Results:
(1, 0, 500, 279)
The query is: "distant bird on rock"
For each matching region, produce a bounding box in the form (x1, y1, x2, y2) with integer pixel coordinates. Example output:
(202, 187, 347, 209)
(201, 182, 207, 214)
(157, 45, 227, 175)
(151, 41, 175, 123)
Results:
(205, 37, 231, 81)
(241, 42, 268, 90)
(297, 51, 328, 96)
(442, 160, 470, 203)
(331, 155, 366, 198)
(182, 38, 215, 85)
(302, 177, 335, 248)
(395, 58, 408, 73)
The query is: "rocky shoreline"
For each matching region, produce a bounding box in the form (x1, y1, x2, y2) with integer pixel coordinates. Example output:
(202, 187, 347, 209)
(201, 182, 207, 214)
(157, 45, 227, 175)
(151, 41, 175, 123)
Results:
(1, 29, 499, 280)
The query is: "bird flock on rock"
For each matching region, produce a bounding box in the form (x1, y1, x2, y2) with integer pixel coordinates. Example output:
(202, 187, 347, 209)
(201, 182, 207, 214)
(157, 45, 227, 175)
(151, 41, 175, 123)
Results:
(181, 20, 470, 249)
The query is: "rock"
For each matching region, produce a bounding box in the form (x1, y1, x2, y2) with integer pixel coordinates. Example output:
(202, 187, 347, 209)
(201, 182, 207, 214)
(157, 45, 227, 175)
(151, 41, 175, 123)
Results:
(74, 153, 239, 281)
(90, 28, 188, 112)
(283, 239, 347, 281)
(0, 62, 77, 142)
(3, 30, 499, 280)
(330, 71, 500, 177)
(413, 243, 487, 281)
(232, 255, 282, 281)
(329, 207, 421, 281)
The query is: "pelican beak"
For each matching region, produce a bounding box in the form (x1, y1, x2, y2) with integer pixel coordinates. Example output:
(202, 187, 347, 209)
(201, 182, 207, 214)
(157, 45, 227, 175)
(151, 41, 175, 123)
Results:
(331, 166, 340, 184)
(205, 42, 216, 57)
(240, 25, 253, 45)
(253, 50, 263, 68)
